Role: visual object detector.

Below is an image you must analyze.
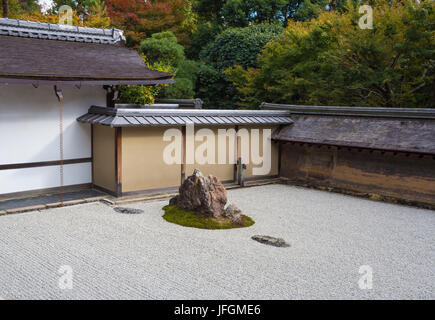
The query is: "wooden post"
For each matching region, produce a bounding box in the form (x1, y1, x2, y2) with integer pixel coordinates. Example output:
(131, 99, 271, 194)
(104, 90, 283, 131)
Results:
(115, 127, 122, 196)
(276, 125, 283, 178)
(278, 141, 282, 177)
(181, 126, 186, 184)
(91, 124, 94, 186)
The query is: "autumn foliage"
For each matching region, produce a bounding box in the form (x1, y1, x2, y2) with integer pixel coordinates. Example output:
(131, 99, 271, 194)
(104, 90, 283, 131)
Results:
(6, 0, 435, 108)
(106, 0, 191, 47)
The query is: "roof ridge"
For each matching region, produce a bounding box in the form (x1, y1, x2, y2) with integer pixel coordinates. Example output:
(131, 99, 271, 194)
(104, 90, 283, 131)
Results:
(88, 105, 293, 117)
(260, 103, 435, 119)
(0, 18, 125, 44)
(78, 107, 294, 127)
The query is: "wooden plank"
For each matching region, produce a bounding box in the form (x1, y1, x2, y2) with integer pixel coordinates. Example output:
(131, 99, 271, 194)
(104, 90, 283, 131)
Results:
(115, 127, 122, 196)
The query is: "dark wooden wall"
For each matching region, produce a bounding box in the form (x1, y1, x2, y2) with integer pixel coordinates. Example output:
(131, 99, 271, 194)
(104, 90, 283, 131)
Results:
(280, 143, 435, 208)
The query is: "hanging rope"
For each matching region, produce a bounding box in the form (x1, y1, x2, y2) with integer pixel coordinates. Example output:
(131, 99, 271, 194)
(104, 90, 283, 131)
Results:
(59, 97, 64, 206)
(55, 85, 64, 207)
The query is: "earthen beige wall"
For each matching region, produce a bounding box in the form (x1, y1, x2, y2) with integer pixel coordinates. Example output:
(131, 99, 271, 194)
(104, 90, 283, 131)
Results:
(93, 125, 116, 192)
(121, 126, 181, 192)
(280, 143, 435, 207)
(99, 124, 280, 195)
(185, 125, 279, 181)
(186, 126, 235, 182)
(239, 125, 279, 179)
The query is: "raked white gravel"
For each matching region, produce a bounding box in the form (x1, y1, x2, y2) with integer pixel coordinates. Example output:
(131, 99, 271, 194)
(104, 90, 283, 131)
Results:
(0, 184, 433, 299)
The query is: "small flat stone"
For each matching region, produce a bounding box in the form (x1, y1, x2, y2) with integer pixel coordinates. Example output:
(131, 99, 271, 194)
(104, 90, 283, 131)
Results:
(251, 235, 290, 247)
(113, 207, 144, 214)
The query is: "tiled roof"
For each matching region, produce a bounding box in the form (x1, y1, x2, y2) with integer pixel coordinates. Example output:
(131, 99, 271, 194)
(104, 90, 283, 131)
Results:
(261, 103, 435, 119)
(0, 35, 172, 83)
(0, 17, 173, 85)
(0, 18, 125, 44)
(272, 114, 435, 155)
(77, 106, 294, 127)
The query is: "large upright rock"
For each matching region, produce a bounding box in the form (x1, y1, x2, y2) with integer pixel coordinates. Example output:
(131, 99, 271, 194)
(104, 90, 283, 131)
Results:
(170, 169, 227, 218)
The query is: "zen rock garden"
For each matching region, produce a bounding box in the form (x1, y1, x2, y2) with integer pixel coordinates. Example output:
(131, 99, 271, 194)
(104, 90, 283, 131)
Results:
(163, 169, 254, 229)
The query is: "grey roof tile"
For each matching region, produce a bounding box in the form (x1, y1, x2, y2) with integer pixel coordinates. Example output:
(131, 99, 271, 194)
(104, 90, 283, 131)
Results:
(136, 117, 150, 125)
(77, 106, 294, 127)
(208, 117, 220, 124)
(164, 117, 178, 125)
(0, 18, 125, 44)
(144, 117, 159, 125)
(125, 116, 141, 125)
(154, 116, 169, 125)
(171, 116, 185, 124)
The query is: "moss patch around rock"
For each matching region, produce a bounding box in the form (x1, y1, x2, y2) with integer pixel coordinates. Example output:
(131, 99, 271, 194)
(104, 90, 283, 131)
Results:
(162, 205, 255, 230)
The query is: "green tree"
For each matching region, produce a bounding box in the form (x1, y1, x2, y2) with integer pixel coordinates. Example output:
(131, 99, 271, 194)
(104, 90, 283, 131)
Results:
(51, 0, 97, 12)
(186, 22, 223, 59)
(162, 59, 200, 98)
(193, 0, 334, 27)
(17, 0, 39, 12)
(226, 0, 435, 108)
(139, 31, 196, 99)
(195, 62, 239, 109)
(3, 0, 40, 17)
(118, 54, 173, 105)
(292, 0, 330, 21)
(193, 0, 226, 25)
(140, 31, 186, 68)
(139, 31, 200, 100)
(194, 23, 283, 108)
(200, 23, 284, 70)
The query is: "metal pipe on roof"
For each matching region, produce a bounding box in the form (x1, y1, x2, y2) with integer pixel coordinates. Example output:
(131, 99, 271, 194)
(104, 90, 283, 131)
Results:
(116, 104, 180, 109)
(155, 98, 203, 109)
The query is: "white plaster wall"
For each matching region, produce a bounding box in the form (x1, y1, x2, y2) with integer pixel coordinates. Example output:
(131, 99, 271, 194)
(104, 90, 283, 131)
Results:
(0, 84, 106, 194)
(0, 163, 92, 194)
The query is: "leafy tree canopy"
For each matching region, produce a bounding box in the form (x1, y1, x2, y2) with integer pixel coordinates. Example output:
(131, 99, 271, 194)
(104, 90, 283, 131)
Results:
(4, 0, 40, 17)
(194, 0, 336, 27)
(106, 0, 195, 48)
(9, 0, 434, 109)
(226, 0, 435, 108)
(221, 0, 288, 27)
(186, 22, 223, 59)
(140, 31, 186, 67)
(200, 23, 284, 70)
